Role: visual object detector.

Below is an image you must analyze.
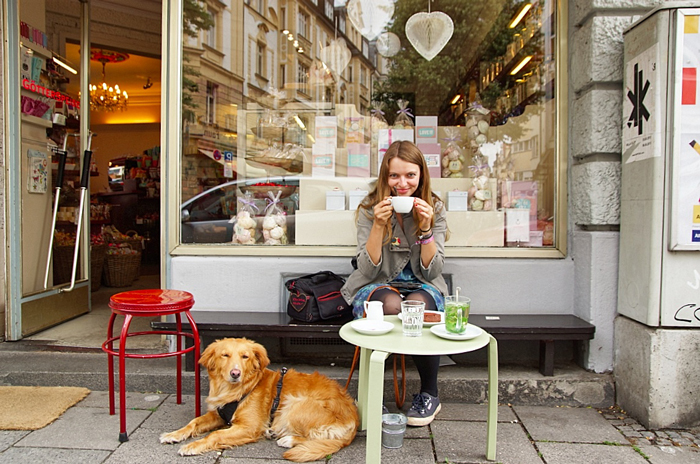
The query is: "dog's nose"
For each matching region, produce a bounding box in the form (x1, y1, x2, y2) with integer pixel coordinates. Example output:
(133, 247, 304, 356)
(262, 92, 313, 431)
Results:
(230, 368, 241, 380)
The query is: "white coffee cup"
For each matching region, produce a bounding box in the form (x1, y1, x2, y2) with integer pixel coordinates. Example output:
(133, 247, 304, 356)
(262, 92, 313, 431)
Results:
(364, 301, 384, 321)
(390, 196, 414, 214)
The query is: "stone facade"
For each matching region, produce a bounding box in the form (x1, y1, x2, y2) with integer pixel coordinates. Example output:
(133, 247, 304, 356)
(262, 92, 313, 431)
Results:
(568, 0, 649, 375)
(573, 0, 700, 428)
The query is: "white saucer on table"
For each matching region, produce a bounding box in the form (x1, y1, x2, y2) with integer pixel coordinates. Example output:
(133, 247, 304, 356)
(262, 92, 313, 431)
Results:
(430, 323, 483, 340)
(397, 310, 444, 327)
(350, 319, 394, 335)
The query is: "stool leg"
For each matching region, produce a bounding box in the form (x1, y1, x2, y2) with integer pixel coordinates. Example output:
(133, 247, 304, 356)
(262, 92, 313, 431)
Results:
(185, 311, 201, 416)
(106, 312, 117, 416)
(118, 314, 133, 443)
(176, 312, 182, 405)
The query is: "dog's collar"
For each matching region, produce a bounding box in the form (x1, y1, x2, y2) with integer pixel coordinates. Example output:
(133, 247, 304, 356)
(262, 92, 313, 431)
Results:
(270, 367, 287, 421)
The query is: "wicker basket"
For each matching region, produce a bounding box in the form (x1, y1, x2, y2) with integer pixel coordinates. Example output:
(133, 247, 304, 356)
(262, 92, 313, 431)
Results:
(90, 244, 106, 291)
(102, 246, 141, 287)
(103, 230, 143, 278)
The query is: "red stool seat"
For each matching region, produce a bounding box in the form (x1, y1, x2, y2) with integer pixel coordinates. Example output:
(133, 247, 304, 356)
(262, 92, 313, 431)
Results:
(102, 289, 200, 442)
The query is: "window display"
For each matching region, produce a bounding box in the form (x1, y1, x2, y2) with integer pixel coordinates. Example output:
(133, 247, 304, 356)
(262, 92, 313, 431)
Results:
(180, 0, 559, 250)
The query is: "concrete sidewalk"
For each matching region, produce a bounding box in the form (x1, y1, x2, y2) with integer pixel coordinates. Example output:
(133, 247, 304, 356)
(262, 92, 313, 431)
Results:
(2, 390, 700, 464)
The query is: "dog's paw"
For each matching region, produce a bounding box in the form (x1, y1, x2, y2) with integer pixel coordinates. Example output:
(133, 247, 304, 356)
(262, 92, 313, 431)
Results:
(264, 428, 278, 440)
(178, 442, 205, 456)
(160, 431, 184, 444)
(276, 435, 294, 448)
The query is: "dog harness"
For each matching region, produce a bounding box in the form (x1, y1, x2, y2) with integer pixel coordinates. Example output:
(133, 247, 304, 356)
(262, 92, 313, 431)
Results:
(216, 368, 287, 427)
(270, 367, 287, 420)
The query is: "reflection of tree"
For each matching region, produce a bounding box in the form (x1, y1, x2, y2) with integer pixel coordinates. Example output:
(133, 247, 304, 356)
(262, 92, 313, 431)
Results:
(182, 0, 214, 122)
(373, 0, 520, 118)
(184, 0, 214, 37)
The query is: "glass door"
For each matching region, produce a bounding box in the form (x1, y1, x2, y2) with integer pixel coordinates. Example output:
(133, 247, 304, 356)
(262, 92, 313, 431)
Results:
(5, 0, 90, 339)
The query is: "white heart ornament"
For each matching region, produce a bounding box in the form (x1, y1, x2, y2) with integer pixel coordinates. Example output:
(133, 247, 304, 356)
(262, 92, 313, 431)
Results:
(405, 11, 454, 61)
(347, 0, 395, 41)
(376, 32, 401, 57)
(320, 38, 352, 76)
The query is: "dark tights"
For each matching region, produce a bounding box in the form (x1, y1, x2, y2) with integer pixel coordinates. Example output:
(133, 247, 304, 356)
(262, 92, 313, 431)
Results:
(369, 288, 440, 398)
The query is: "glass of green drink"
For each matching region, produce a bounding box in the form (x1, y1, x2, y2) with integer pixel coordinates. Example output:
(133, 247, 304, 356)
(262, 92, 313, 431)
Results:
(445, 296, 471, 334)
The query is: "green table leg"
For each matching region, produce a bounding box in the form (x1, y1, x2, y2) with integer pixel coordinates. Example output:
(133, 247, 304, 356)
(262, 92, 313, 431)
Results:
(367, 349, 390, 464)
(357, 347, 371, 430)
(486, 335, 499, 461)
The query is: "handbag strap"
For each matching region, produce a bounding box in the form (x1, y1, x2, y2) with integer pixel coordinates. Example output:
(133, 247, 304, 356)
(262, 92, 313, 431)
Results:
(344, 348, 406, 409)
(393, 354, 406, 409)
(344, 306, 406, 407)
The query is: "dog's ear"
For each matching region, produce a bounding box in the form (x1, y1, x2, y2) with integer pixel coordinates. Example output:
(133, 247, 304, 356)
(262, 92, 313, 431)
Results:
(252, 342, 270, 371)
(199, 340, 220, 371)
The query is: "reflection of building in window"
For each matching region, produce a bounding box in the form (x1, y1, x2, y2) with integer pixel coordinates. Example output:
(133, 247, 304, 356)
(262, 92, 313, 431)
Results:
(339, 15, 345, 33)
(279, 64, 286, 89)
(207, 8, 217, 48)
(297, 63, 309, 95)
(206, 81, 217, 124)
(324, 0, 333, 19)
(256, 42, 266, 76)
(298, 10, 309, 39)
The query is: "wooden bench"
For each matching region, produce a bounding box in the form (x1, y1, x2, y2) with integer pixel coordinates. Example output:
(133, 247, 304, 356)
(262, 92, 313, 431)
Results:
(151, 311, 594, 376)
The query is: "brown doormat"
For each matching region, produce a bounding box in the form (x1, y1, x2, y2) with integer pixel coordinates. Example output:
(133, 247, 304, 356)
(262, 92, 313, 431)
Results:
(0, 386, 90, 430)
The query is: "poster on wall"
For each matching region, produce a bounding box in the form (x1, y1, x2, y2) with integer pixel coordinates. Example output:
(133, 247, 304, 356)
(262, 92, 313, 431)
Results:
(27, 149, 48, 194)
(671, 13, 700, 250)
(622, 43, 661, 164)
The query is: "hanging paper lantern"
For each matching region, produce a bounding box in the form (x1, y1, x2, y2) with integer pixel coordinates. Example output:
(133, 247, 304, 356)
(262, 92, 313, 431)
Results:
(376, 32, 401, 57)
(405, 11, 454, 61)
(347, 0, 395, 41)
(320, 38, 352, 76)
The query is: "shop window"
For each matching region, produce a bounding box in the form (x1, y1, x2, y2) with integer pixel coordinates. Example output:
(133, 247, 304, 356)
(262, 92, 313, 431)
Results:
(177, 0, 563, 252)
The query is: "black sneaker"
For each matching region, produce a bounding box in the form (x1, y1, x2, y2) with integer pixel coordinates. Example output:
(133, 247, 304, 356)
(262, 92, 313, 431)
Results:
(406, 392, 441, 426)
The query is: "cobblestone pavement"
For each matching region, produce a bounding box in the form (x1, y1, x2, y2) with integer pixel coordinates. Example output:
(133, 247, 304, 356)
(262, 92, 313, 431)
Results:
(600, 405, 700, 452)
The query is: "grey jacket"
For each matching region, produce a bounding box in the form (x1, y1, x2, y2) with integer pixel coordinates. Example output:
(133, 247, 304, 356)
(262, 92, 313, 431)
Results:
(341, 201, 448, 304)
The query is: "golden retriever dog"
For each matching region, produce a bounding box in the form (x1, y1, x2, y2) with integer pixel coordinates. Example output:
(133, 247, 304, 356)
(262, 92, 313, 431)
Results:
(160, 338, 359, 461)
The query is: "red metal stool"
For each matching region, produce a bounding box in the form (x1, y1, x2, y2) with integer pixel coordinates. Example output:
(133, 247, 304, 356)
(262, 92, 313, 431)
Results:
(102, 289, 201, 442)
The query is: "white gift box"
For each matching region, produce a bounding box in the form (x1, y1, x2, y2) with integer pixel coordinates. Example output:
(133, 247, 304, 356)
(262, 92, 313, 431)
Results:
(348, 189, 368, 211)
(326, 190, 346, 210)
(447, 190, 469, 211)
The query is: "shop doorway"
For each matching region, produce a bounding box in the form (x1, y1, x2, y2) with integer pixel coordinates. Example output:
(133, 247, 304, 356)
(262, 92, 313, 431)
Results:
(6, 0, 162, 341)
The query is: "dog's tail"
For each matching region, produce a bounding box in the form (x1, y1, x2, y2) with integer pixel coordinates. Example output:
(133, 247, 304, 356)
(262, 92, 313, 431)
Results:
(282, 438, 349, 463)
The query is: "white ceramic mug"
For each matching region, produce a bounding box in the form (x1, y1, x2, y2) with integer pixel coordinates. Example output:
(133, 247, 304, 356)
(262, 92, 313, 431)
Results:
(390, 196, 414, 214)
(364, 300, 384, 321)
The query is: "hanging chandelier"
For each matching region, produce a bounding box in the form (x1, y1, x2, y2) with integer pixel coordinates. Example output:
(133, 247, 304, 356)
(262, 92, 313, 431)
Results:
(89, 49, 129, 112)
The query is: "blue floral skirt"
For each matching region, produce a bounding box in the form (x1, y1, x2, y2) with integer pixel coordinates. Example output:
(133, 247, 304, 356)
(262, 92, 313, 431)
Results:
(350, 267, 445, 319)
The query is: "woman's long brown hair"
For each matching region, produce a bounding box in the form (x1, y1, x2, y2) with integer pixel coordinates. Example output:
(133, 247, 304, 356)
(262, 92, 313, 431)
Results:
(357, 140, 440, 242)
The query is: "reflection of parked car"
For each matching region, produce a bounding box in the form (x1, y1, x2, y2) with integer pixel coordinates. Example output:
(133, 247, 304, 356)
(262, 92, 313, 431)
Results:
(181, 177, 300, 244)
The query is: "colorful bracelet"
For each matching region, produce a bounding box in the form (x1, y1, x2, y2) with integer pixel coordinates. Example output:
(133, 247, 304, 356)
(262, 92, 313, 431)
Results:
(415, 235, 435, 245)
